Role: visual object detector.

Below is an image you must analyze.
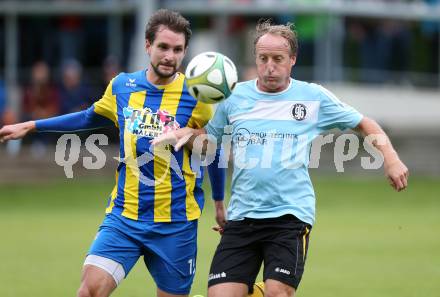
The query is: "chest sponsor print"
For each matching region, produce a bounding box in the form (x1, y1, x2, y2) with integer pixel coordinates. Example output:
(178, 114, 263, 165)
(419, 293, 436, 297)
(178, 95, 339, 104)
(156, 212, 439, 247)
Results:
(123, 106, 180, 138)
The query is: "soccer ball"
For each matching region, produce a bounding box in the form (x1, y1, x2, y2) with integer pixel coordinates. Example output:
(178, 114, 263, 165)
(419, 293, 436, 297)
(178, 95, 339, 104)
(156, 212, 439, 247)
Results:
(248, 282, 264, 297)
(185, 51, 238, 104)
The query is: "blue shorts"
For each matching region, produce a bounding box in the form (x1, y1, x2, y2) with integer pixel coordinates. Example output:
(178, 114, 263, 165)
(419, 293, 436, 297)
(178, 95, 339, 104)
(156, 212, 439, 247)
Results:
(88, 213, 198, 295)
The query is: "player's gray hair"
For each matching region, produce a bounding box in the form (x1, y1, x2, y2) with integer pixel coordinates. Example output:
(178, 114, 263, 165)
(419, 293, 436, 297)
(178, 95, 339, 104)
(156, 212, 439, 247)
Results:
(254, 19, 298, 57)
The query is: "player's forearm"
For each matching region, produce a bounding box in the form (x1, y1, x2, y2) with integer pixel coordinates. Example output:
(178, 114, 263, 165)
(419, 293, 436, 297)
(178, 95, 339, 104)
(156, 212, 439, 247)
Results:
(214, 200, 226, 217)
(16, 120, 37, 137)
(214, 200, 227, 230)
(25, 121, 36, 132)
(208, 148, 226, 201)
(35, 108, 114, 132)
(356, 116, 400, 164)
(183, 127, 210, 153)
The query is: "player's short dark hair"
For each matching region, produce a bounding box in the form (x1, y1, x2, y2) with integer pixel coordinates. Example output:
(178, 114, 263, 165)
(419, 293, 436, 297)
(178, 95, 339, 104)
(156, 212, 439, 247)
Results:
(254, 19, 298, 57)
(145, 9, 192, 48)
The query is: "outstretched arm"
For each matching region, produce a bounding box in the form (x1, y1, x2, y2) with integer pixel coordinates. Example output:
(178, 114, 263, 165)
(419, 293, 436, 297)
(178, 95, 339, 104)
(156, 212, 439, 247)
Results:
(0, 107, 114, 143)
(151, 100, 226, 154)
(354, 116, 409, 191)
(150, 127, 212, 153)
(0, 120, 36, 142)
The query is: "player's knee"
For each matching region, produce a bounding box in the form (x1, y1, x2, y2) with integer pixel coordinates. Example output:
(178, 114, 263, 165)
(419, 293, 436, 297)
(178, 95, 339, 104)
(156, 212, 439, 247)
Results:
(264, 285, 295, 297)
(77, 282, 110, 297)
(77, 284, 92, 297)
(264, 290, 293, 297)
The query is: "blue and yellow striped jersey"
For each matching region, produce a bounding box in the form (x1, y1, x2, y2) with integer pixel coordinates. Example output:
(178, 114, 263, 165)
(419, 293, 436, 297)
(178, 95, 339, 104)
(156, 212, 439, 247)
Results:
(93, 70, 213, 222)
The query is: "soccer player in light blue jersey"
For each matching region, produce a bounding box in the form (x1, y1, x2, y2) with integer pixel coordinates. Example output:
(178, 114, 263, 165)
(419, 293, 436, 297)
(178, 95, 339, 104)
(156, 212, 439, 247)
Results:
(0, 9, 226, 297)
(152, 20, 409, 297)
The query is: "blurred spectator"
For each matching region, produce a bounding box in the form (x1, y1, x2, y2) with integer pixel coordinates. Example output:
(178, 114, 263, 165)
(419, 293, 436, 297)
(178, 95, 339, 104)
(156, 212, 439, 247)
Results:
(22, 61, 60, 121)
(91, 55, 121, 103)
(0, 79, 16, 126)
(0, 79, 20, 155)
(102, 55, 121, 85)
(293, 14, 326, 81)
(421, 0, 440, 74)
(21, 61, 60, 154)
(96, 56, 121, 143)
(59, 59, 91, 114)
(58, 2, 84, 63)
(0, 79, 6, 125)
(347, 17, 411, 83)
(21, 17, 56, 68)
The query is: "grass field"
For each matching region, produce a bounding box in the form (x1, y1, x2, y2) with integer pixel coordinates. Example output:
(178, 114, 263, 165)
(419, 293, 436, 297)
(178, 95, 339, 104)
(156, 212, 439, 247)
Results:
(0, 175, 439, 297)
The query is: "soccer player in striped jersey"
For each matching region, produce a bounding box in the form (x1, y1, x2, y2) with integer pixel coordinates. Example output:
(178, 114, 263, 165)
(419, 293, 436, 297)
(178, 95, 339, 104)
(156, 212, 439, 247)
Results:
(0, 9, 226, 297)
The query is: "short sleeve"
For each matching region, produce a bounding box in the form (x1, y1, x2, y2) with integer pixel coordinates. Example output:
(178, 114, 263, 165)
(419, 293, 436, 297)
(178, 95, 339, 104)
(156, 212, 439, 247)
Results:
(187, 100, 213, 129)
(93, 78, 118, 126)
(317, 85, 363, 131)
(205, 102, 229, 142)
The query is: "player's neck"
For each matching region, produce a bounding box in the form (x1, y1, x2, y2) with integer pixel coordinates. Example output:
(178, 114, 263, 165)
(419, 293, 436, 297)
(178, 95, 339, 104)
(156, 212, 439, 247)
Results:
(146, 69, 177, 86)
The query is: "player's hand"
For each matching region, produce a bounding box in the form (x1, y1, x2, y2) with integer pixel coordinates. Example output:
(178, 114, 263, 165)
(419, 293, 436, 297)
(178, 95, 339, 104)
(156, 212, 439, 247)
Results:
(0, 121, 36, 143)
(384, 158, 409, 192)
(150, 127, 194, 151)
(212, 200, 227, 235)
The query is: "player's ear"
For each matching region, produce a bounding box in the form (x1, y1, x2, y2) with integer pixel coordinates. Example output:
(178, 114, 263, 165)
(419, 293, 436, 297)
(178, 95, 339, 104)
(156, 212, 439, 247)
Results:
(290, 55, 296, 67)
(145, 40, 151, 55)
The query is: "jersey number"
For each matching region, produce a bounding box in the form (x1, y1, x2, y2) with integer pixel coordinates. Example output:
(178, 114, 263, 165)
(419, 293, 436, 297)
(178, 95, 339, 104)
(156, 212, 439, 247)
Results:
(188, 258, 196, 275)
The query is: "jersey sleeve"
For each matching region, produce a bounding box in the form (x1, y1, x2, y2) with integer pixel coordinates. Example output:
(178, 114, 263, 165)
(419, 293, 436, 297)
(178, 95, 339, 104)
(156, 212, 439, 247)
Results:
(207, 148, 226, 201)
(316, 85, 363, 131)
(205, 102, 229, 143)
(93, 78, 118, 126)
(187, 101, 213, 129)
(35, 107, 114, 132)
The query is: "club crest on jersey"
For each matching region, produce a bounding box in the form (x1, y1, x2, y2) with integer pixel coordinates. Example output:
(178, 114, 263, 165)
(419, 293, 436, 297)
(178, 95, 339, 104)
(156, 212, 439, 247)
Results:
(123, 106, 180, 138)
(291, 103, 307, 121)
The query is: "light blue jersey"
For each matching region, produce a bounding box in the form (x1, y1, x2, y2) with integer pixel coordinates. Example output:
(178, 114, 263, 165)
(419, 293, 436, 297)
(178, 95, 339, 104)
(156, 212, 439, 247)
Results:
(206, 79, 363, 225)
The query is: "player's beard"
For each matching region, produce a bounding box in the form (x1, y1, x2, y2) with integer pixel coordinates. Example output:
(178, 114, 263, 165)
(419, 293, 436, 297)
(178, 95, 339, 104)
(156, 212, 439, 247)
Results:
(151, 62, 177, 78)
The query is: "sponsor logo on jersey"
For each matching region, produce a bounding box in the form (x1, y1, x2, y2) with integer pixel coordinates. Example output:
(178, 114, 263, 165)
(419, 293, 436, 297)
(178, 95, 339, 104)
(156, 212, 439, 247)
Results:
(123, 106, 180, 138)
(208, 272, 227, 281)
(125, 78, 137, 87)
(275, 267, 291, 275)
(233, 127, 297, 147)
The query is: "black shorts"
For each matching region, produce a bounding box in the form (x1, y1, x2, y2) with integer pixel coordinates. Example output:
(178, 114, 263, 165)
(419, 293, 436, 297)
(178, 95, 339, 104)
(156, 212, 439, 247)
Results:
(208, 215, 311, 292)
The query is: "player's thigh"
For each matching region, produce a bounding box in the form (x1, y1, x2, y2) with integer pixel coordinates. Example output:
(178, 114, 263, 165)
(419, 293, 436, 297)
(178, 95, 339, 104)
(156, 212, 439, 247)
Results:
(143, 220, 198, 296)
(77, 264, 117, 297)
(87, 219, 142, 285)
(208, 282, 248, 297)
(157, 286, 189, 297)
(208, 220, 263, 292)
(262, 216, 311, 291)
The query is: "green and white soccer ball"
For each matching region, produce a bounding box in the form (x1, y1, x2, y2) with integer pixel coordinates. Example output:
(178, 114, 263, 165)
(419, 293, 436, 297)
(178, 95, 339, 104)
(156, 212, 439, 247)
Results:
(185, 51, 238, 104)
